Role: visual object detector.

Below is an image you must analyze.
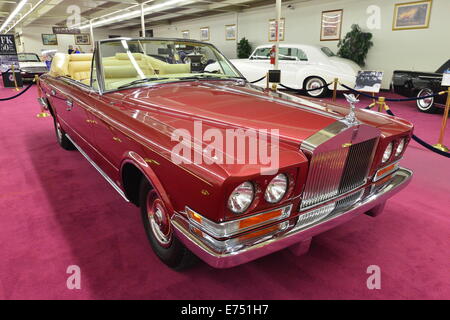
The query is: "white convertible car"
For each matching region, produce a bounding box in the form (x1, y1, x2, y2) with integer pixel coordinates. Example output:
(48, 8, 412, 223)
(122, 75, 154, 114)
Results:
(230, 44, 361, 97)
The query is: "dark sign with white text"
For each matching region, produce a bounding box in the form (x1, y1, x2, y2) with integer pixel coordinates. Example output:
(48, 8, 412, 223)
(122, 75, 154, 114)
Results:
(53, 27, 81, 34)
(0, 35, 19, 73)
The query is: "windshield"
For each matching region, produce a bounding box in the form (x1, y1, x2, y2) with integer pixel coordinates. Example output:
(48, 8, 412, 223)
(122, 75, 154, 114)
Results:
(18, 53, 41, 62)
(98, 39, 242, 91)
(436, 59, 450, 74)
(321, 47, 335, 57)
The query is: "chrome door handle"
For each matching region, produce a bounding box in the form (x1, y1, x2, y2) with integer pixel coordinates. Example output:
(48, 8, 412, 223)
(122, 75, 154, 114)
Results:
(66, 100, 73, 111)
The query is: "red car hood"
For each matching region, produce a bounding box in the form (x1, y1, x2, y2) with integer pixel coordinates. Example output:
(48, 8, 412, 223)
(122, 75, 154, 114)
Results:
(117, 81, 408, 144)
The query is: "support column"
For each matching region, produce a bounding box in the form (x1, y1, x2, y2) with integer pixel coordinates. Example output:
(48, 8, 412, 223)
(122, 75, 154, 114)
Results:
(274, 0, 282, 70)
(89, 20, 94, 51)
(141, 3, 146, 37)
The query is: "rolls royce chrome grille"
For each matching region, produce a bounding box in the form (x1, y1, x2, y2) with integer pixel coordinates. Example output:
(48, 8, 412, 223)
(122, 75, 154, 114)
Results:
(339, 138, 377, 194)
(300, 138, 377, 210)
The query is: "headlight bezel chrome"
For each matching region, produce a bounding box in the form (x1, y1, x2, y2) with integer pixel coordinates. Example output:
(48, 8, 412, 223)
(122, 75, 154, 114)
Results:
(265, 174, 288, 204)
(395, 138, 406, 157)
(227, 181, 255, 214)
(382, 142, 394, 164)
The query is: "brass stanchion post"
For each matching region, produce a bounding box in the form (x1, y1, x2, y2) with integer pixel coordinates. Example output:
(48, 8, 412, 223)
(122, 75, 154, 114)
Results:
(11, 64, 20, 92)
(271, 83, 278, 91)
(332, 78, 338, 102)
(35, 75, 50, 119)
(433, 87, 450, 152)
(367, 92, 377, 109)
(376, 96, 386, 113)
(266, 72, 269, 90)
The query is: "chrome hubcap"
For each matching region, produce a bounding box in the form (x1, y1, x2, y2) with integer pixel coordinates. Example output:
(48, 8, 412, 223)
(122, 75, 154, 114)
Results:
(417, 90, 433, 109)
(307, 79, 324, 96)
(147, 191, 172, 247)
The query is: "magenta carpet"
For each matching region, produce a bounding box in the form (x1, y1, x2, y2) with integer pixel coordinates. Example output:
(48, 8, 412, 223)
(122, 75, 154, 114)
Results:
(0, 84, 449, 300)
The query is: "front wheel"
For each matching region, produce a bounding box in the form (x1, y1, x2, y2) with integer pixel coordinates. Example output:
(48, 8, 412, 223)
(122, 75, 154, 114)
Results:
(416, 88, 438, 113)
(139, 179, 196, 270)
(304, 77, 329, 98)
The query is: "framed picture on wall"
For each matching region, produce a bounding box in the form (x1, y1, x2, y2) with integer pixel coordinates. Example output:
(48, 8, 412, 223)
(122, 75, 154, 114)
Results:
(320, 9, 343, 41)
(42, 34, 58, 46)
(200, 27, 209, 41)
(225, 24, 236, 41)
(75, 34, 91, 45)
(393, 0, 432, 31)
(268, 18, 285, 42)
(182, 30, 190, 39)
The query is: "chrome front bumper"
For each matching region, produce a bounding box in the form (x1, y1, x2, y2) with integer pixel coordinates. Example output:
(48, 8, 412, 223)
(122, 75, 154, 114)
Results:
(172, 168, 413, 269)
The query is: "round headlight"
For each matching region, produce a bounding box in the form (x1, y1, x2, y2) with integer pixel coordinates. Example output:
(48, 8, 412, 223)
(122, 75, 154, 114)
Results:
(396, 139, 406, 157)
(382, 142, 394, 163)
(265, 174, 288, 204)
(228, 182, 254, 214)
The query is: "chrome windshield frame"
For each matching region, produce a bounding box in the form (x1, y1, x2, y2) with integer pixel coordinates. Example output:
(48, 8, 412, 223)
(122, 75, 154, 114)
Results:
(94, 37, 245, 95)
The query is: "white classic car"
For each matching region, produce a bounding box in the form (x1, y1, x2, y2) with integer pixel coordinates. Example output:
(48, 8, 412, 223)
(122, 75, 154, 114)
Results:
(18, 53, 49, 81)
(230, 44, 361, 97)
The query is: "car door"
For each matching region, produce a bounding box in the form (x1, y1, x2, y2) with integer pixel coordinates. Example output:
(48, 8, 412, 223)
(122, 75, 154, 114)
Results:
(238, 47, 271, 81)
(83, 92, 130, 181)
(53, 79, 98, 157)
(278, 47, 309, 88)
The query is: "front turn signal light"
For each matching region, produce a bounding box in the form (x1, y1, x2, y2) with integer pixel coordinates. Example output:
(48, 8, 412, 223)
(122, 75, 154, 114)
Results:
(374, 161, 399, 182)
(186, 205, 292, 238)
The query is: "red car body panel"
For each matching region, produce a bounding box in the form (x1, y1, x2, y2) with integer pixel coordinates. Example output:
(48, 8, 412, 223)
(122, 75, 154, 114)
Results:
(39, 76, 413, 224)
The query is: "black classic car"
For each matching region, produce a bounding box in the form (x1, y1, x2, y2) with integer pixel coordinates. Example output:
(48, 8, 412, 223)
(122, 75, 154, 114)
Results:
(392, 60, 449, 113)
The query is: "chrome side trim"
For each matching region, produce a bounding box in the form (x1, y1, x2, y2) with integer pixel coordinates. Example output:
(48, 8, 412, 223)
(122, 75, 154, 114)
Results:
(65, 134, 129, 202)
(172, 168, 413, 269)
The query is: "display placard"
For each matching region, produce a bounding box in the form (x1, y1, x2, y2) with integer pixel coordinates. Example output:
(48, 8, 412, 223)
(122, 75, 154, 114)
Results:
(268, 70, 281, 84)
(442, 71, 450, 87)
(0, 35, 19, 74)
(355, 71, 383, 93)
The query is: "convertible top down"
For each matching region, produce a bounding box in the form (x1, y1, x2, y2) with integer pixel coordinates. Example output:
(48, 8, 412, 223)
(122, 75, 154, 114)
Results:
(37, 38, 413, 269)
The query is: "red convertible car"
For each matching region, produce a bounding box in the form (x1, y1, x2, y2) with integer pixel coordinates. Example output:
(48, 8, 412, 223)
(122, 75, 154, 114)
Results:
(37, 38, 413, 269)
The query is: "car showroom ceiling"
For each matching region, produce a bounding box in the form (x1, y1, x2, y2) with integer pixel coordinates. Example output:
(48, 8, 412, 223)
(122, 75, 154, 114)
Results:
(0, 0, 320, 33)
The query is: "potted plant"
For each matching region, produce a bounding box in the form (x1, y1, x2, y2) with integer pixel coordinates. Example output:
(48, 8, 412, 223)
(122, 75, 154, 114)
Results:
(337, 24, 373, 67)
(237, 37, 252, 59)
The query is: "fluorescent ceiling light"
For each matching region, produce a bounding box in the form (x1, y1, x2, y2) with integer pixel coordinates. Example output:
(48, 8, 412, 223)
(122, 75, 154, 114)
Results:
(5, 0, 45, 34)
(78, 0, 192, 30)
(0, 0, 29, 33)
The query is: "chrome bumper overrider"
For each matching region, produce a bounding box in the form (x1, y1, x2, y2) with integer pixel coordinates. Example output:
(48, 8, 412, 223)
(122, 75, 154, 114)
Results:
(171, 168, 413, 269)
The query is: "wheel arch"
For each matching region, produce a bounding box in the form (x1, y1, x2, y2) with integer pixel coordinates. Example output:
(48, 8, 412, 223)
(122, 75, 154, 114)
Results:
(120, 152, 174, 214)
(295, 65, 333, 89)
(302, 75, 327, 89)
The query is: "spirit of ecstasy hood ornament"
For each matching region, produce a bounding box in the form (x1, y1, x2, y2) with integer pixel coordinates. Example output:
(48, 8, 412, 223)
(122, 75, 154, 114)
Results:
(342, 93, 360, 126)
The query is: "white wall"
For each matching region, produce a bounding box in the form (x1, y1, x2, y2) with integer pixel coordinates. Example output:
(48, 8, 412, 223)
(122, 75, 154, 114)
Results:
(133, 0, 450, 88)
(17, 26, 133, 55)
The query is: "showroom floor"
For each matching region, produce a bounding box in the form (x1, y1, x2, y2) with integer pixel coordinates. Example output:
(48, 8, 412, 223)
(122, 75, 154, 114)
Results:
(0, 85, 449, 300)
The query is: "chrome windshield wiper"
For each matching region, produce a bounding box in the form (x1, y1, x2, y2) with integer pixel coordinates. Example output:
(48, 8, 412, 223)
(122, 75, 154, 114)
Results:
(117, 77, 170, 89)
(178, 75, 247, 81)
